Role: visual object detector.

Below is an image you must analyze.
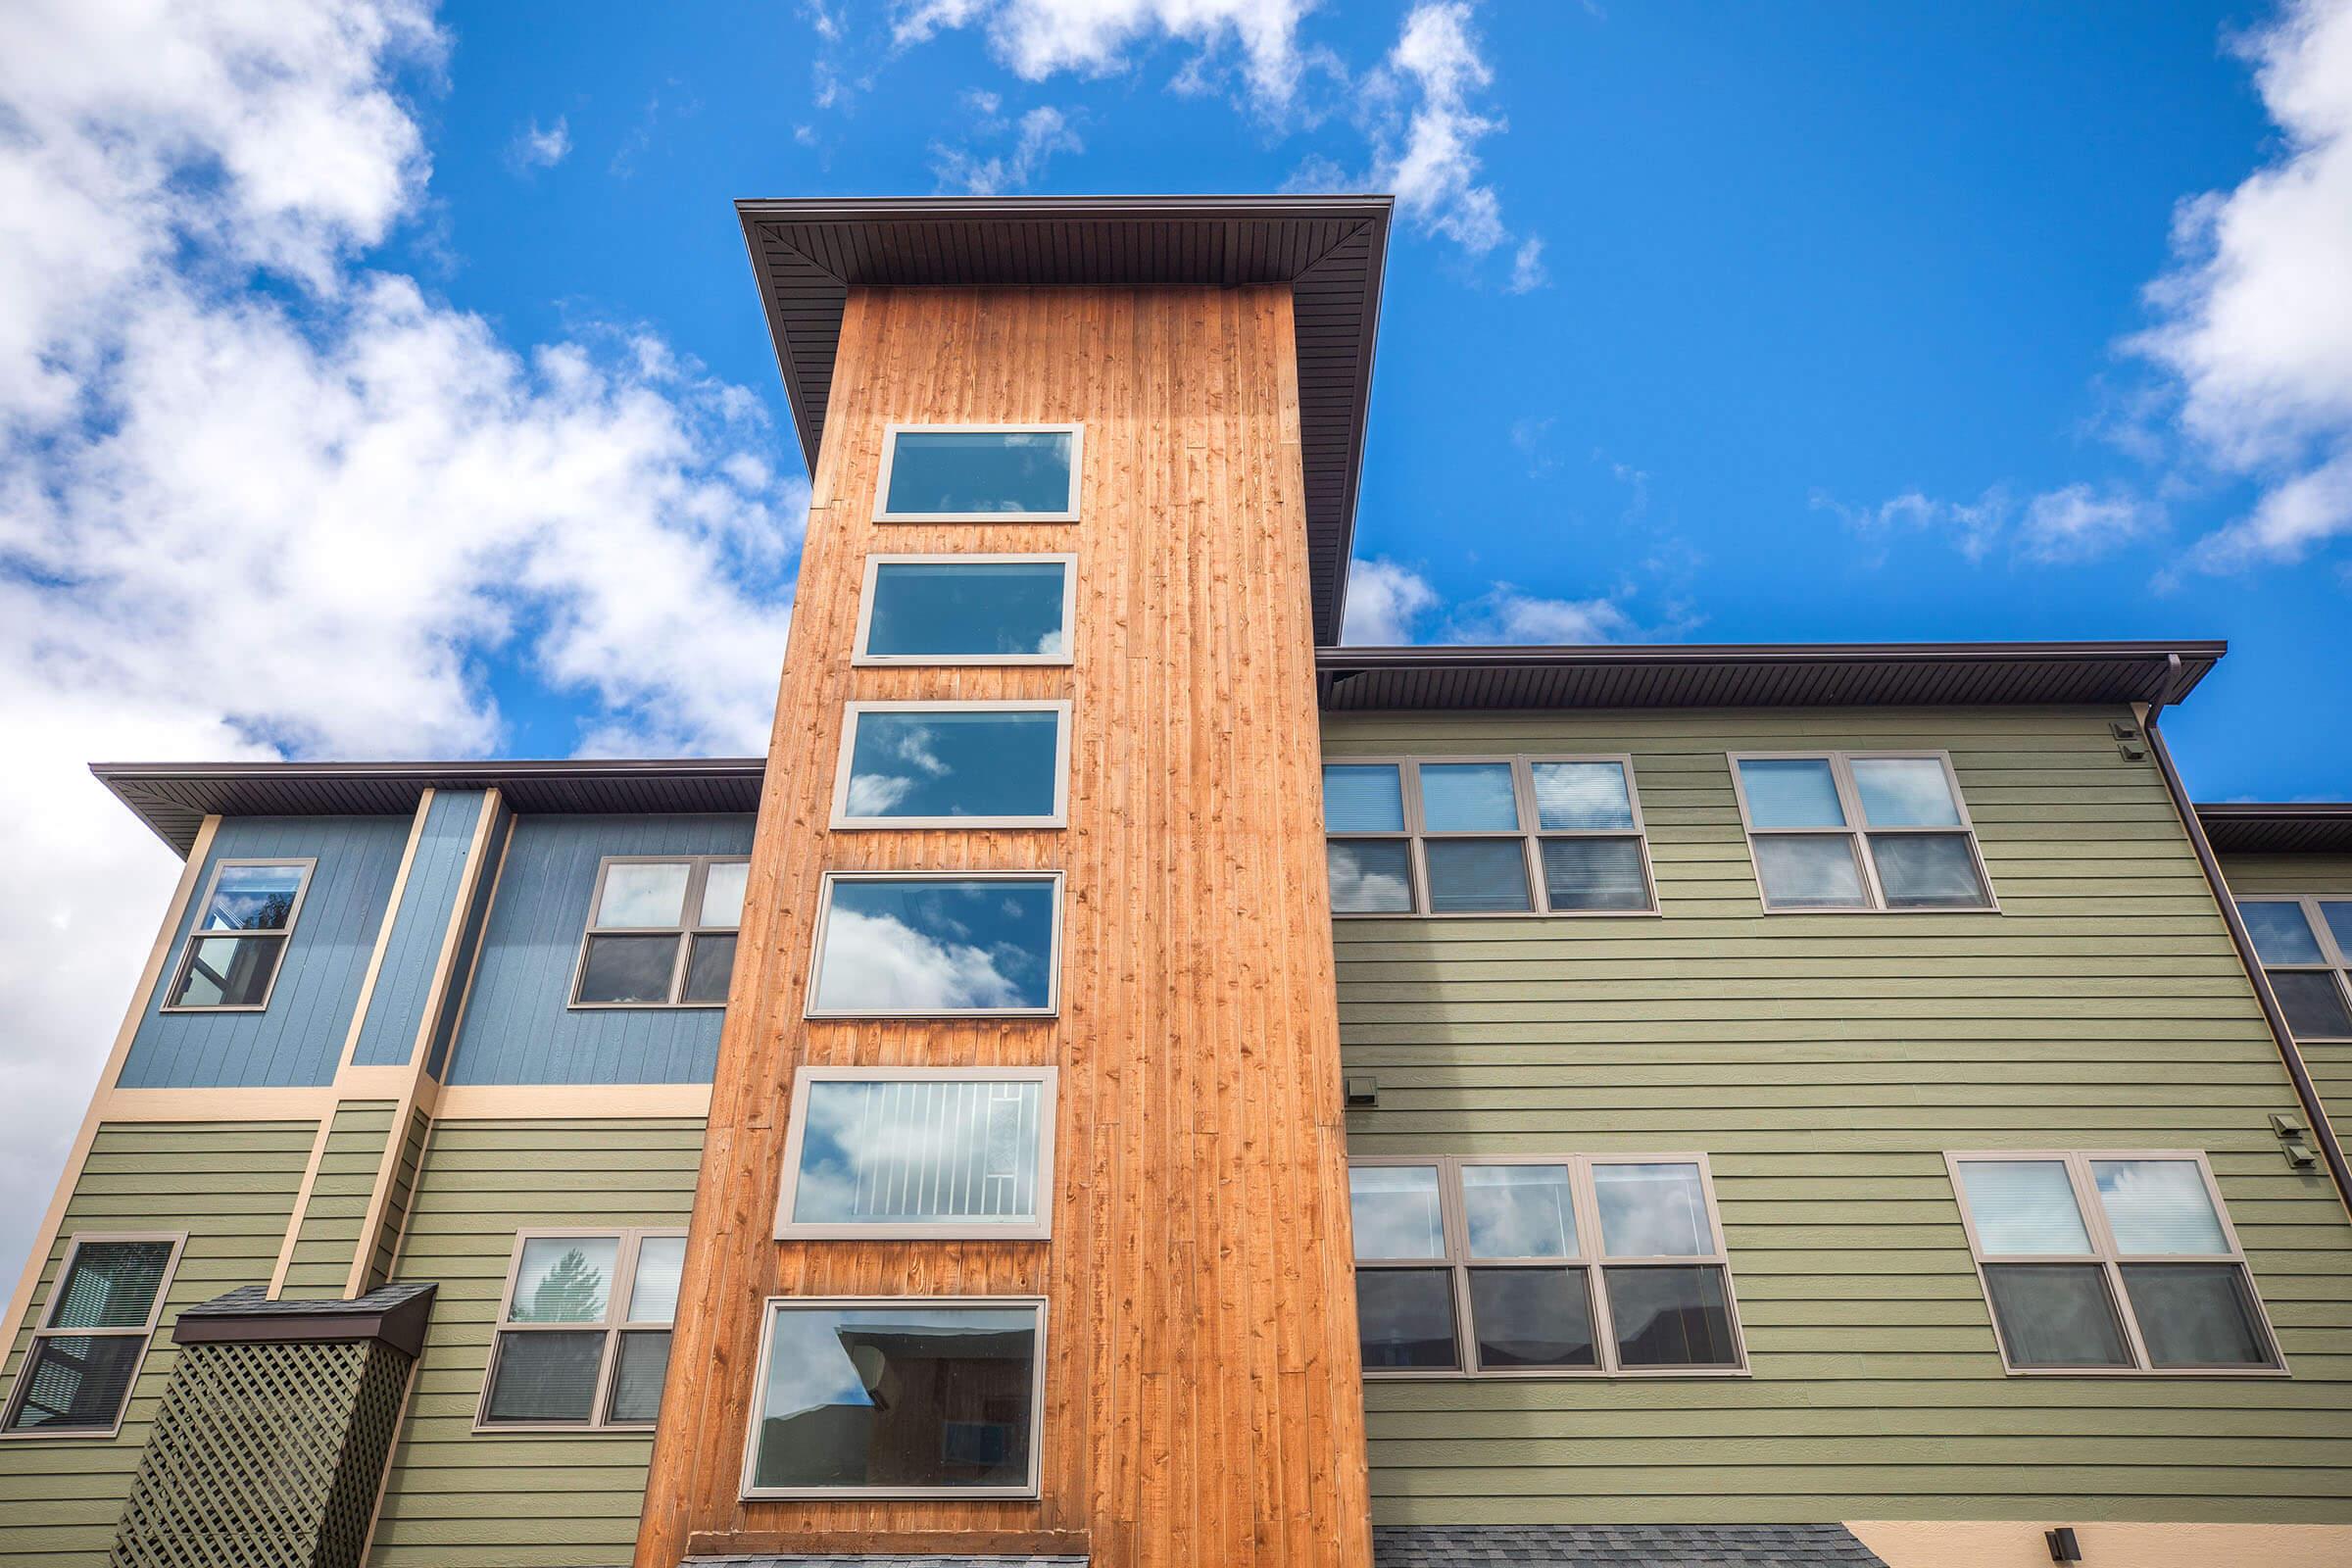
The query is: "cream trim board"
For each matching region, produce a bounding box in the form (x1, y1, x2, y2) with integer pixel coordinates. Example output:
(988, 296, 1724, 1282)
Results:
(806, 870, 1064, 1020)
(474, 1226, 685, 1434)
(336, 791, 435, 1072)
(0, 1231, 187, 1442)
(852, 552, 1078, 666)
(871, 422, 1083, 522)
(1726, 749, 1999, 915)
(829, 700, 1074, 830)
(433, 1083, 712, 1118)
(774, 1066, 1057, 1240)
(268, 1118, 339, 1298)
(156, 855, 320, 1012)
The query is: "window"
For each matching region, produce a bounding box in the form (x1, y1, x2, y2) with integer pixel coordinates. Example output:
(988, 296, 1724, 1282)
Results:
(1349, 1156, 1744, 1377)
(741, 1298, 1045, 1497)
(2240, 897, 2352, 1041)
(478, 1229, 685, 1429)
(1730, 753, 1993, 911)
(874, 425, 1081, 520)
(1323, 757, 1656, 917)
(1947, 1152, 2282, 1374)
(807, 873, 1061, 1018)
(571, 856, 748, 1007)
(776, 1068, 1056, 1240)
(162, 859, 313, 1009)
(855, 554, 1077, 665)
(2, 1234, 182, 1437)
(831, 702, 1072, 828)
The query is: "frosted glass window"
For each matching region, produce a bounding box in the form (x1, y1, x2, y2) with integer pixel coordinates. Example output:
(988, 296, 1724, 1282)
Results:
(880, 428, 1077, 516)
(1957, 1160, 2091, 1254)
(783, 1075, 1051, 1236)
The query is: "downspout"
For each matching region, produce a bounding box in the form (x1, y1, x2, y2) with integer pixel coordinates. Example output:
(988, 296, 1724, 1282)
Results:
(2142, 653, 2352, 1216)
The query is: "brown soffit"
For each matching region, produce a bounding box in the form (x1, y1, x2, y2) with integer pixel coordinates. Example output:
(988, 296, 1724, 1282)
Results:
(2196, 802, 2352, 856)
(735, 193, 1394, 646)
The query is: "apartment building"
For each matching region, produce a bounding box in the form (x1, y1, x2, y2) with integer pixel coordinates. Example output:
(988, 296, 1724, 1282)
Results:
(2, 196, 2348, 1568)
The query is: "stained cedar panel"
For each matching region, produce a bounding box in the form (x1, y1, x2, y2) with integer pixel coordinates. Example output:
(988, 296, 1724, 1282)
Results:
(635, 286, 1370, 1567)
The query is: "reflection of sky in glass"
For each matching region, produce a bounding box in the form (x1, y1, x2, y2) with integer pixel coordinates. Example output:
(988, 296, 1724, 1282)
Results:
(794, 1079, 1043, 1224)
(2092, 1160, 2228, 1254)
(1960, 1160, 2091, 1254)
(1852, 758, 1961, 826)
(1350, 1166, 1445, 1258)
(1593, 1163, 1711, 1256)
(627, 1236, 685, 1323)
(813, 878, 1055, 1012)
(511, 1237, 615, 1322)
(2323, 903, 2352, 958)
(885, 430, 1072, 514)
(2243, 902, 2324, 964)
(1463, 1165, 1577, 1257)
(1420, 763, 1520, 831)
(1531, 762, 1634, 830)
(201, 863, 304, 930)
(598, 861, 688, 927)
(1869, 833, 1987, 906)
(866, 562, 1068, 658)
(1739, 759, 1845, 827)
(1327, 841, 1412, 912)
(1752, 836, 1865, 906)
(758, 1306, 1035, 1420)
(1323, 764, 1405, 832)
(700, 861, 748, 927)
(844, 710, 1060, 819)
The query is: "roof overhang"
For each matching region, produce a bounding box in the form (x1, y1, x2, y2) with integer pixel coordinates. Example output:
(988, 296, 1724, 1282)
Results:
(2196, 803, 2352, 856)
(736, 194, 1393, 644)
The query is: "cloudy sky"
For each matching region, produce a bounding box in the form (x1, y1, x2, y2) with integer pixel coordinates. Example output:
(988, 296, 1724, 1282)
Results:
(0, 0, 2347, 1282)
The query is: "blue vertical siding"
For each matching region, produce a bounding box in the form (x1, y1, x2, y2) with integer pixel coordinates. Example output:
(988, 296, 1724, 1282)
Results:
(424, 801, 512, 1081)
(350, 791, 485, 1068)
(443, 814, 754, 1086)
(119, 816, 411, 1088)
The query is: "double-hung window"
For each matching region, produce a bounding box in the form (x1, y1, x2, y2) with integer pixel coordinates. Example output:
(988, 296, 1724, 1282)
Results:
(831, 701, 1071, 828)
(874, 425, 1081, 521)
(855, 554, 1076, 665)
(1323, 758, 1656, 916)
(163, 860, 313, 1009)
(2239, 897, 2352, 1041)
(1730, 752, 1993, 911)
(776, 1068, 1056, 1240)
(1349, 1156, 1744, 1376)
(1948, 1152, 2281, 1373)
(479, 1229, 685, 1429)
(2, 1234, 183, 1437)
(572, 856, 748, 1007)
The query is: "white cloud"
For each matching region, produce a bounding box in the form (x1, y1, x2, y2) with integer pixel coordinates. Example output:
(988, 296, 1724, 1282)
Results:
(1340, 556, 1442, 643)
(1372, 2, 1506, 253)
(2018, 484, 2163, 564)
(1339, 557, 1662, 646)
(1447, 587, 1637, 644)
(507, 115, 571, 172)
(931, 104, 1083, 194)
(892, 0, 1319, 112)
(1508, 235, 1547, 293)
(1818, 484, 2160, 566)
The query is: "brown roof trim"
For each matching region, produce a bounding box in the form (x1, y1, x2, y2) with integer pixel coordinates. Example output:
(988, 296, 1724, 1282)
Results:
(2196, 802, 2352, 856)
(735, 194, 1393, 645)
(173, 1283, 436, 1357)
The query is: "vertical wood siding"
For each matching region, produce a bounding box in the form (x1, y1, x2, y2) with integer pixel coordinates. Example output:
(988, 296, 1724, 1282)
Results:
(2218, 852, 2352, 1152)
(353, 793, 488, 1068)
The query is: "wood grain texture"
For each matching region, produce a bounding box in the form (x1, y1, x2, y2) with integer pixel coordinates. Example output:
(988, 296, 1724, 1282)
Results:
(634, 285, 1370, 1567)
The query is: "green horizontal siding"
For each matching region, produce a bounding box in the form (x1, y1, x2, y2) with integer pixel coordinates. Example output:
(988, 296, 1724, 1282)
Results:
(281, 1101, 396, 1295)
(1328, 707, 2352, 1526)
(2217, 852, 2352, 1153)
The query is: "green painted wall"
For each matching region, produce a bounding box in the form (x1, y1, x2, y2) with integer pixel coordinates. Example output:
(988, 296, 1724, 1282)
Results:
(2218, 852, 2352, 1152)
(280, 1101, 397, 1295)
(1326, 706, 2352, 1526)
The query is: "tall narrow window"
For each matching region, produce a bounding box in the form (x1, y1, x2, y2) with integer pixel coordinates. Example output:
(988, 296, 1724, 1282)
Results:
(2, 1234, 182, 1436)
(777, 1068, 1056, 1240)
(831, 702, 1071, 828)
(855, 554, 1076, 665)
(874, 425, 1081, 520)
(163, 860, 313, 1009)
(1731, 752, 1993, 911)
(572, 856, 748, 1007)
(808, 873, 1061, 1018)
(478, 1229, 686, 1429)
(2240, 897, 2352, 1041)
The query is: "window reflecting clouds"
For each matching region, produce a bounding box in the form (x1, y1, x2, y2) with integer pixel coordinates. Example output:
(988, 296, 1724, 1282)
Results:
(841, 709, 1062, 822)
(810, 877, 1058, 1015)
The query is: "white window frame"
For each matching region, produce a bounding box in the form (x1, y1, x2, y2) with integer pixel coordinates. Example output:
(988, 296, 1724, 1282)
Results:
(1726, 750, 1998, 914)
(474, 1226, 687, 1433)
(1945, 1150, 2285, 1377)
(774, 1066, 1057, 1241)
(853, 552, 1079, 667)
(1350, 1154, 1747, 1379)
(829, 700, 1074, 830)
(738, 1295, 1049, 1500)
(872, 422, 1084, 522)
(159, 858, 317, 1012)
(2239, 895, 2352, 1042)
(567, 855, 750, 1010)
(1324, 756, 1659, 918)
(0, 1232, 186, 1441)
(805, 870, 1064, 1020)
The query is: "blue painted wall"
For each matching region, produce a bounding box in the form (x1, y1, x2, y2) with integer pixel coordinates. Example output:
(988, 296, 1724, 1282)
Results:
(424, 801, 512, 1082)
(443, 814, 755, 1086)
(119, 816, 412, 1089)
(350, 791, 487, 1068)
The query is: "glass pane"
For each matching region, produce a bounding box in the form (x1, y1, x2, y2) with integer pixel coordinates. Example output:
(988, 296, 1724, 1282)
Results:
(1468, 1268, 1596, 1369)
(3, 1335, 144, 1431)
(750, 1305, 1038, 1490)
(864, 560, 1069, 659)
(1349, 1166, 1445, 1259)
(1327, 840, 1415, 914)
(1462, 1165, 1577, 1258)
(1604, 1265, 1740, 1367)
(1850, 758, 1962, 827)
(508, 1237, 617, 1323)
(1322, 764, 1405, 833)
(2121, 1263, 2274, 1368)
(1540, 837, 1649, 911)
(1419, 763, 1520, 831)
(2322, 902, 2352, 959)
(884, 429, 1075, 515)
(168, 934, 284, 1007)
(597, 861, 689, 928)
(606, 1330, 673, 1423)
(842, 709, 1061, 820)
(1957, 1161, 2091, 1254)
(1983, 1263, 2132, 1367)
(627, 1237, 686, 1323)
(199, 863, 305, 931)
(700, 861, 749, 927)
(2091, 1160, 2230, 1254)
(1424, 839, 1533, 913)
(1868, 833, 1990, 908)
(2271, 970, 2352, 1039)
(2243, 902, 2325, 964)
(1751, 836, 1866, 908)
(811, 878, 1057, 1013)
(1593, 1163, 1713, 1256)
(1354, 1269, 1459, 1370)
(1530, 760, 1635, 831)
(792, 1079, 1046, 1227)
(483, 1331, 606, 1423)
(680, 933, 739, 1004)
(48, 1241, 174, 1329)
(1737, 758, 1845, 827)
(577, 934, 679, 1004)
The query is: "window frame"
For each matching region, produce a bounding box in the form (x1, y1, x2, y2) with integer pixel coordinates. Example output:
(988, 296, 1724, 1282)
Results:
(1324, 755, 1660, 919)
(774, 1066, 1059, 1241)
(567, 855, 750, 1011)
(872, 422, 1084, 522)
(737, 1294, 1050, 1500)
(1944, 1150, 2286, 1378)
(805, 870, 1065, 1021)
(2238, 895, 2352, 1042)
(1726, 750, 1998, 914)
(829, 699, 1075, 830)
(0, 1231, 186, 1441)
(852, 552, 1079, 667)
(473, 1226, 688, 1434)
(158, 858, 318, 1013)
(1349, 1153, 1747, 1379)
